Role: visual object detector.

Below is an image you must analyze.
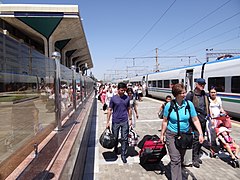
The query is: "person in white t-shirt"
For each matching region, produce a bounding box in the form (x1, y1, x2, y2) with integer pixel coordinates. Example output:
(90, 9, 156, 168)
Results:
(207, 86, 226, 147)
(209, 87, 225, 118)
(137, 84, 143, 101)
(132, 84, 139, 100)
(105, 87, 114, 108)
(209, 86, 226, 121)
(112, 84, 118, 95)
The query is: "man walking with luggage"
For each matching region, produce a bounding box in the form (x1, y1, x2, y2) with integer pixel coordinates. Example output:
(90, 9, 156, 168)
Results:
(106, 82, 132, 163)
(186, 78, 209, 168)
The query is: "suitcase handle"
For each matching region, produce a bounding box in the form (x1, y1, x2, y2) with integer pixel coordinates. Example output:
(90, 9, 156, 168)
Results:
(153, 140, 165, 149)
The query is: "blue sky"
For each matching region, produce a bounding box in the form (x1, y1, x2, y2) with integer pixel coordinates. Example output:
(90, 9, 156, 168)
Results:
(4, 0, 240, 81)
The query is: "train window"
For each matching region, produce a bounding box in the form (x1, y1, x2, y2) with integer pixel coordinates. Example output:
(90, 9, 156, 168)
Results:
(171, 79, 179, 85)
(231, 76, 240, 93)
(157, 80, 162, 88)
(164, 80, 170, 88)
(148, 81, 152, 87)
(208, 77, 225, 92)
(152, 81, 157, 87)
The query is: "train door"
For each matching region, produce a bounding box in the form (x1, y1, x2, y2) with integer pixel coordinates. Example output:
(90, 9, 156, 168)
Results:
(185, 69, 193, 92)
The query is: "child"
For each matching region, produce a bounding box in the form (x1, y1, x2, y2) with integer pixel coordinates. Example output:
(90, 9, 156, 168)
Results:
(217, 125, 239, 160)
(158, 95, 172, 119)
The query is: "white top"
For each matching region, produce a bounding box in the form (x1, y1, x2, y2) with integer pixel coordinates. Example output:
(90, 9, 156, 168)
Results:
(112, 87, 118, 95)
(209, 96, 222, 118)
(105, 91, 114, 106)
(133, 86, 138, 93)
(137, 86, 142, 93)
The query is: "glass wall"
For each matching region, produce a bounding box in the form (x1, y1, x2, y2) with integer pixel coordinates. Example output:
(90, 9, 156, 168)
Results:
(0, 33, 94, 170)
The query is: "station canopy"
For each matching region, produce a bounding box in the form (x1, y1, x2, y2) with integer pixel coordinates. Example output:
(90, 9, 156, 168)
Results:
(0, 4, 93, 69)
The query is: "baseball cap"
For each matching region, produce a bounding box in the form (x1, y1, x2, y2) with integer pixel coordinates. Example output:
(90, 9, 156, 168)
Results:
(195, 78, 206, 85)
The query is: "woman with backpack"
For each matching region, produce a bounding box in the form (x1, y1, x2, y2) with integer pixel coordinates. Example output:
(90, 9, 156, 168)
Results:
(160, 83, 204, 180)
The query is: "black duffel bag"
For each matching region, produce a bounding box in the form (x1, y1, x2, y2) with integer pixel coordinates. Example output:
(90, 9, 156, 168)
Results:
(99, 128, 116, 149)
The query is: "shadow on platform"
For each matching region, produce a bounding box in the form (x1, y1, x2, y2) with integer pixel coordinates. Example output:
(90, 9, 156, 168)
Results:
(128, 146, 139, 157)
(139, 161, 200, 180)
(140, 161, 171, 179)
(102, 151, 118, 161)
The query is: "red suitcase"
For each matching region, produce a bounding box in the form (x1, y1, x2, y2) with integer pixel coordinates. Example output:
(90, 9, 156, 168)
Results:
(139, 135, 167, 164)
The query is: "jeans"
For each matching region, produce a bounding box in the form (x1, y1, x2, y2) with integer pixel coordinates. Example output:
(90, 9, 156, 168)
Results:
(112, 120, 129, 157)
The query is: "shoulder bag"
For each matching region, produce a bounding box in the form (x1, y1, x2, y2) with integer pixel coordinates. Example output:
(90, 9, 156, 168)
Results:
(174, 100, 193, 149)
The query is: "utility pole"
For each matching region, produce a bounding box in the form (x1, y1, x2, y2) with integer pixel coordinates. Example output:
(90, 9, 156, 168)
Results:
(206, 48, 240, 62)
(206, 48, 213, 62)
(155, 48, 159, 72)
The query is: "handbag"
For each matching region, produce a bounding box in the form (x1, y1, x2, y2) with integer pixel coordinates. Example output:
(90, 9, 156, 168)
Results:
(103, 103, 108, 111)
(158, 103, 165, 119)
(99, 128, 116, 149)
(158, 110, 163, 119)
(175, 132, 193, 149)
(128, 127, 139, 147)
(173, 100, 193, 149)
(98, 94, 101, 101)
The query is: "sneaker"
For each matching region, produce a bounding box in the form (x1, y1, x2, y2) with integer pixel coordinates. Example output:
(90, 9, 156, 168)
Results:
(192, 161, 200, 168)
(198, 159, 202, 164)
(121, 156, 127, 163)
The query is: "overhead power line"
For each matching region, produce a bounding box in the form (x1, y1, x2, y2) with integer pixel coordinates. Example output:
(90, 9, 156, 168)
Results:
(122, 0, 177, 57)
(158, 0, 232, 49)
(163, 10, 240, 53)
(174, 26, 240, 55)
(116, 54, 195, 72)
(125, 0, 232, 62)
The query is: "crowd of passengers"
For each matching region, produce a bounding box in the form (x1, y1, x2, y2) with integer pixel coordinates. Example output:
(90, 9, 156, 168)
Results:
(97, 79, 239, 180)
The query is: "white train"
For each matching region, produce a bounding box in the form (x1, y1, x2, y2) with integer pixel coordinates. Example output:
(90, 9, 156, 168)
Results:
(124, 56, 240, 118)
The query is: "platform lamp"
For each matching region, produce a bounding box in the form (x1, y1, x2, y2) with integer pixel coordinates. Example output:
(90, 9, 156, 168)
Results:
(51, 51, 62, 131)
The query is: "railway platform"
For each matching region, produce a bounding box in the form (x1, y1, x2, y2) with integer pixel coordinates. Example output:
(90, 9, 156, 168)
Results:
(83, 96, 240, 180)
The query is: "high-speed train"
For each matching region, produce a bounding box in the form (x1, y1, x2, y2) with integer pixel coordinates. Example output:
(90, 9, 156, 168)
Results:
(122, 56, 240, 118)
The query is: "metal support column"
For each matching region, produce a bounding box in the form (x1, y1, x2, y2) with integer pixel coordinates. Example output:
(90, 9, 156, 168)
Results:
(52, 51, 62, 131)
(71, 65, 77, 110)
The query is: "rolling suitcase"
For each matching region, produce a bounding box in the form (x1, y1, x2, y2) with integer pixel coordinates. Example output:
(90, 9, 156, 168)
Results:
(139, 135, 167, 164)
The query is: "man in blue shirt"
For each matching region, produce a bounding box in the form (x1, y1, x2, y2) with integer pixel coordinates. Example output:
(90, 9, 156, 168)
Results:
(106, 82, 132, 163)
